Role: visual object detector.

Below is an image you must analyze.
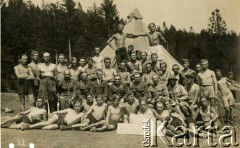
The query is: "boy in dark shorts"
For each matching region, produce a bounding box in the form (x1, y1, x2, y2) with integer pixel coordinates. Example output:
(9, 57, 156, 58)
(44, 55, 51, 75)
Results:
(1, 98, 47, 129)
(14, 54, 35, 111)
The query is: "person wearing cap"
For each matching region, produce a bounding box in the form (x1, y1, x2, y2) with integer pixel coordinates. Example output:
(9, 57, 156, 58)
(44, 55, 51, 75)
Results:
(142, 62, 156, 86)
(37, 52, 57, 113)
(216, 69, 235, 124)
(158, 62, 171, 85)
(127, 51, 142, 74)
(118, 63, 131, 85)
(108, 75, 129, 103)
(147, 74, 169, 107)
(93, 47, 104, 70)
(180, 58, 196, 86)
(14, 54, 35, 111)
(185, 72, 200, 109)
(56, 54, 67, 84)
(28, 50, 40, 102)
(122, 93, 139, 123)
(197, 59, 218, 108)
(167, 75, 190, 118)
(57, 69, 77, 110)
(167, 75, 188, 102)
(130, 72, 149, 101)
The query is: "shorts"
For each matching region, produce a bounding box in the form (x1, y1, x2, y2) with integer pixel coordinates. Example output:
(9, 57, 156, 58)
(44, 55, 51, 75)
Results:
(56, 114, 66, 127)
(185, 117, 196, 126)
(170, 117, 182, 127)
(115, 47, 128, 65)
(16, 79, 33, 95)
(109, 118, 119, 128)
(222, 92, 235, 107)
(200, 85, 215, 98)
(22, 115, 32, 124)
(86, 114, 103, 125)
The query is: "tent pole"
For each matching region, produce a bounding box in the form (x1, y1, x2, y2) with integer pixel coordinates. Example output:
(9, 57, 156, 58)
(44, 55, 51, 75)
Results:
(68, 37, 71, 60)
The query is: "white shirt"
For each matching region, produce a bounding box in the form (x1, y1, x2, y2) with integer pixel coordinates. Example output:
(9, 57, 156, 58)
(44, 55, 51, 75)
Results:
(93, 56, 104, 70)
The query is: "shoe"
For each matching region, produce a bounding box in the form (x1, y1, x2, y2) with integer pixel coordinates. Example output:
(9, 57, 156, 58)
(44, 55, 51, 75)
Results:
(90, 127, 96, 132)
(60, 125, 71, 131)
(21, 124, 30, 131)
(5, 108, 15, 113)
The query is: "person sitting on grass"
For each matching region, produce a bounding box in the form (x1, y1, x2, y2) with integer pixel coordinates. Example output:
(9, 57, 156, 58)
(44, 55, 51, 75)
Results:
(1, 98, 47, 129)
(82, 94, 95, 113)
(66, 95, 107, 131)
(21, 101, 84, 130)
(90, 95, 123, 132)
(122, 93, 139, 123)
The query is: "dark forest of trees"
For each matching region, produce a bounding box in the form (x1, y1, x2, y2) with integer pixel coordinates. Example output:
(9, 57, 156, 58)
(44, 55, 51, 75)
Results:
(1, 0, 240, 91)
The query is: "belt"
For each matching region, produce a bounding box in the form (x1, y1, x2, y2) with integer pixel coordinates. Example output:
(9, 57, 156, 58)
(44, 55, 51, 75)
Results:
(201, 85, 212, 87)
(41, 76, 55, 80)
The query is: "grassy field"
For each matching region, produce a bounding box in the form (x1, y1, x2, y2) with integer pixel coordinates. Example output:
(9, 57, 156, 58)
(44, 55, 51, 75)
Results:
(1, 93, 240, 148)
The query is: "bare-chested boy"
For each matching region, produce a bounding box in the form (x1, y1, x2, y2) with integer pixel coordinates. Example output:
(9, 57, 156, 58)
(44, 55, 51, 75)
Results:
(71, 95, 107, 130)
(198, 59, 218, 108)
(56, 54, 67, 83)
(216, 69, 235, 124)
(143, 23, 167, 59)
(122, 94, 139, 123)
(28, 50, 40, 100)
(14, 54, 35, 111)
(70, 57, 81, 81)
(107, 23, 143, 65)
(90, 95, 123, 132)
(21, 101, 84, 130)
(93, 47, 104, 70)
(127, 51, 142, 74)
(1, 98, 47, 129)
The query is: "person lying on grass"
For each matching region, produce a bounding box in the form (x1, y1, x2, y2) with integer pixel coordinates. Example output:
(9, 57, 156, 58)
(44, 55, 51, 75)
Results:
(21, 101, 83, 130)
(1, 98, 47, 129)
(61, 94, 107, 131)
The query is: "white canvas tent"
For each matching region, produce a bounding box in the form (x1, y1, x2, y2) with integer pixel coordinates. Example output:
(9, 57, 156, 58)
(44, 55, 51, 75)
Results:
(100, 8, 183, 71)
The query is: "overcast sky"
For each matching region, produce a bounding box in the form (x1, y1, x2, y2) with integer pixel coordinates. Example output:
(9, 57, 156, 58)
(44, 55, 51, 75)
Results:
(29, 0, 240, 33)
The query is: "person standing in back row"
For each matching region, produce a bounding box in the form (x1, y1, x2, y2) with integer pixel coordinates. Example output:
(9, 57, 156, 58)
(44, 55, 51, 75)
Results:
(28, 50, 40, 102)
(37, 52, 57, 113)
(14, 54, 35, 111)
(107, 23, 144, 65)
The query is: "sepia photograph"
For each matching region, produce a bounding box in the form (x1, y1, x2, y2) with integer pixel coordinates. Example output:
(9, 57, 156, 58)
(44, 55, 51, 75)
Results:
(1, 0, 240, 147)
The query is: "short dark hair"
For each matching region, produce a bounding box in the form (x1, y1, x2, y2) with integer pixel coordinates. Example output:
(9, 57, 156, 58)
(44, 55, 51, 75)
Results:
(148, 23, 156, 28)
(104, 57, 111, 63)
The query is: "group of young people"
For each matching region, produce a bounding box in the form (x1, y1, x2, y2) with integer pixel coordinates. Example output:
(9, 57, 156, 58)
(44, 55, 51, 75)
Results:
(1, 22, 237, 137)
